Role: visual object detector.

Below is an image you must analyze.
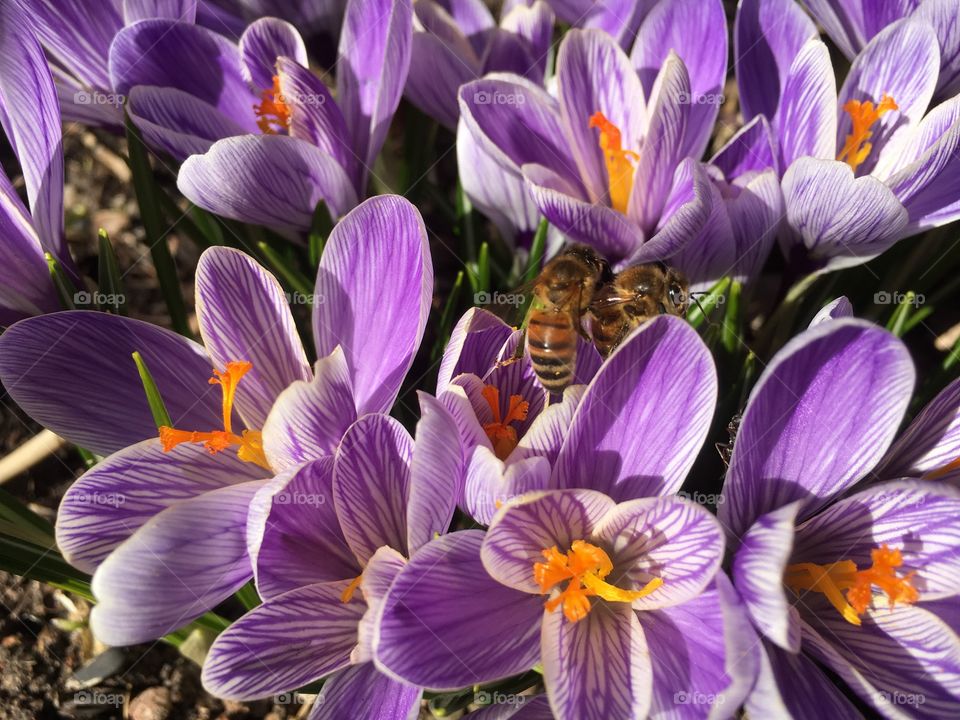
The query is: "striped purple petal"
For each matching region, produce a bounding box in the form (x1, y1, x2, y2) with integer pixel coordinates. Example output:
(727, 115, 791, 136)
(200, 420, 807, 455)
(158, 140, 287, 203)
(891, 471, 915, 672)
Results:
(463, 446, 551, 525)
(311, 662, 421, 720)
(201, 580, 363, 700)
(552, 315, 717, 500)
(238, 17, 307, 90)
(436, 308, 513, 396)
(777, 39, 838, 168)
(375, 530, 543, 689)
(90, 479, 267, 645)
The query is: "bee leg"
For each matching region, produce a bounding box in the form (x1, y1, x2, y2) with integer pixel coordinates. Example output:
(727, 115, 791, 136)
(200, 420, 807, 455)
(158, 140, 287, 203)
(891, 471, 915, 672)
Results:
(495, 328, 526, 368)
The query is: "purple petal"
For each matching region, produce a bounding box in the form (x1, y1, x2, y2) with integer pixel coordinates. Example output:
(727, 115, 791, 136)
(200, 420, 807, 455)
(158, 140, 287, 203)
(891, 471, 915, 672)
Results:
(0, 311, 222, 455)
(57, 439, 267, 574)
(407, 16, 479, 129)
(375, 530, 543, 689)
(885, 94, 960, 232)
(557, 28, 645, 205)
(334, 415, 413, 564)
(247, 458, 359, 599)
(0, 4, 65, 261)
(626, 158, 713, 264)
(497, 1, 554, 81)
(195, 246, 311, 429)
(463, 447, 551, 525)
(917, 0, 960, 100)
(407, 393, 464, 553)
(109, 20, 258, 132)
(719, 319, 914, 538)
(541, 600, 651, 720)
(436, 308, 513, 396)
(126, 85, 247, 161)
(313, 195, 432, 415)
(238, 17, 307, 90)
(90, 479, 267, 645)
(732, 502, 802, 652)
(670, 180, 737, 292)
(781, 157, 908, 271)
(725, 168, 784, 282)
(459, 75, 574, 181)
(201, 580, 363, 700)
(523, 163, 644, 261)
(628, 53, 691, 234)
(482, 489, 616, 593)
(793, 480, 960, 599)
(122, 0, 197, 23)
(709, 114, 779, 179)
(19, 0, 121, 89)
(592, 496, 725, 610)
(312, 662, 421, 720)
(0, 176, 55, 323)
(640, 574, 760, 718)
(337, 0, 413, 187)
(276, 56, 357, 188)
(513, 385, 586, 468)
(838, 18, 940, 174)
(878, 376, 960, 483)
(553, 315, 717, 500)
(801, 0, 869, 59)
(630, 0, 727, 158)
(801, 604, 960, 717)
(777, 39, 838, 167)
(261, 347, 357, 472)
(354, 546, 407, 663)
(734, 0, 818, 121)
(177, 134, 359, 230)
(809, 296, 855, 326)
(747, 639, 862, 719)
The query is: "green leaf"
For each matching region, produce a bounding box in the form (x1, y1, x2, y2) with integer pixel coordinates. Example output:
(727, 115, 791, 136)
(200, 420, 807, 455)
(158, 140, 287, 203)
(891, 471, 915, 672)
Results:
(0, 487, 55, 547)
(96, 229, 127, 315)
(132, 351, 172, 428)
(308, 201, 333, 268)
(456, 181, 476, 263)
(686, 277, 731, 329)
(234, 580, 261, 610)
(45, 252, 77, 310)
(125, 108, 190, 336)
(944, 333, 960, 372)
(523, 218, 548, 285)
(720, 280, 743, 354)
(431, 270, 464, 363)
(886, 291, 917, 337)
(256, 241, 314, 298)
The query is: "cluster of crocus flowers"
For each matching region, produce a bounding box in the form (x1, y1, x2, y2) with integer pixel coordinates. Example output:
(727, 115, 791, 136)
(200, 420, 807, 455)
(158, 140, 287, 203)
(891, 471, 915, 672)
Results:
(0, 196, 432, 645)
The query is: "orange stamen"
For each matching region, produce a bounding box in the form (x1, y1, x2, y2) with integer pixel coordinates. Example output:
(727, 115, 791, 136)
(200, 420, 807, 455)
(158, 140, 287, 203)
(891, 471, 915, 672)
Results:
(158, 361, 270, 471)
(254, 75, 291, 134)
(923, 456, 960, 480)
(533, 540, 662, 623)
(340, 574, 363, 603)
(837, 94, 898, 172)
(784, 544, 918, 626)
(589, 111, 639, 214)
(481, 385, 529, 460)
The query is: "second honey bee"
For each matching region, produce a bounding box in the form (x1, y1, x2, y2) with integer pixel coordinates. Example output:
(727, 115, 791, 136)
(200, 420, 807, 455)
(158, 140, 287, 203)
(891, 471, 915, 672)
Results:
(524, 245, 609, 394)
(589, 262, 689, 357)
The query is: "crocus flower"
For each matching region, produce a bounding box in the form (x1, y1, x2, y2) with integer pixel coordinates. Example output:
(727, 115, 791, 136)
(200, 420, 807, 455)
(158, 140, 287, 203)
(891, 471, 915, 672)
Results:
(0, 2, 74, 324)
(18, 0, 247, 127)
(803, 0, 960, 100)
(172, 0, 413, 230)
(404, 0, 553, 129)
(434, 311, 718, 526)
(374, 490, 757, 720)
(719, 317, 960, 717)
(0, 195, 432, 644)
(737, 1, 960, 271)
(458, 1, 726, 265)
(199, 403, 463, 718)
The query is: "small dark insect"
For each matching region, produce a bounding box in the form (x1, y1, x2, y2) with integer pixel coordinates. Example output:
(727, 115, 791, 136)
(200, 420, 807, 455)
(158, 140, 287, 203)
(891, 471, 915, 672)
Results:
(589, 262, 689, 358)
(716, 412, 743, 467)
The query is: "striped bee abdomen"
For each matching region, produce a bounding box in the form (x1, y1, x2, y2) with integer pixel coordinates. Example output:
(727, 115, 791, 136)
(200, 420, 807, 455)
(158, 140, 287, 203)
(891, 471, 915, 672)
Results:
(527, 309, 577, 393)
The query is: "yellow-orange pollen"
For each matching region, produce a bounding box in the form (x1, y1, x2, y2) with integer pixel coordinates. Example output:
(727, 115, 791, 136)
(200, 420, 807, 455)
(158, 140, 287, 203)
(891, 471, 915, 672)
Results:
(158, 361, 271, 471)
(481, 385, 529, 460)
(924, 456, 960, 480)
(254, 75, 291, 134)
(533, 540, 663, 623)
(340, 574, 363, 603)
(837, 93, 898, 172)
(784, 544, 919, 627)
(589, 111, 640, 214)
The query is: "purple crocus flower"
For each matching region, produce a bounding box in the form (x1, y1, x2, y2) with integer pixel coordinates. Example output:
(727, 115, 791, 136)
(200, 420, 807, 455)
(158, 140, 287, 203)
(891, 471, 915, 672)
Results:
(18, 0, 247, 127)
(172, 0, 413, 230)
(405, 0, 554, 129)
(737, 0, 960, 271)
(458, 1, 726, 264)
(199, 403, 462, 718)
(434, 311, 717, 526)
(718, 317, 960, 717)
(803, 0, 960, 101)
(374, 490, 756, 720)
(0, 195, 432, 644)
(0, 2, 74, 324)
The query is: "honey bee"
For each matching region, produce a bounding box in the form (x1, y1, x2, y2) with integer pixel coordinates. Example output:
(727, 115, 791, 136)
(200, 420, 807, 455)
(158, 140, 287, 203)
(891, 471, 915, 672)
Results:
(589, 262, 689, 357)
(523, 245, 610, 394)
